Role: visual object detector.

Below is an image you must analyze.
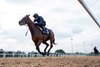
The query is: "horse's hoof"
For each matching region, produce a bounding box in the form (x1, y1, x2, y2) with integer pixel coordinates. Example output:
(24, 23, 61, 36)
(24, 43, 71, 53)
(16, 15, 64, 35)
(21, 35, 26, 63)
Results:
(47, 52, 49, 56)
(41, 52, 46, 56)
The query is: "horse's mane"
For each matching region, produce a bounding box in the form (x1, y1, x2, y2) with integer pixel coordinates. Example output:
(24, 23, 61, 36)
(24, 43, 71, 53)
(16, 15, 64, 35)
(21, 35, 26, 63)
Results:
(26, 15, 36, 27)
(27, 15, 42, 32)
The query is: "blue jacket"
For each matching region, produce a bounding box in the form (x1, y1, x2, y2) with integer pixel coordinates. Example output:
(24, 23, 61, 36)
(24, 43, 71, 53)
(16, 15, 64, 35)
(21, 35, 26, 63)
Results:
(34, 16, 46, 26)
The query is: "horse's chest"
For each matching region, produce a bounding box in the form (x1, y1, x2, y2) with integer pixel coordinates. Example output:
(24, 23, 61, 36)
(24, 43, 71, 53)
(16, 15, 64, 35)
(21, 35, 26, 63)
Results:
(32, 36, 42, 41)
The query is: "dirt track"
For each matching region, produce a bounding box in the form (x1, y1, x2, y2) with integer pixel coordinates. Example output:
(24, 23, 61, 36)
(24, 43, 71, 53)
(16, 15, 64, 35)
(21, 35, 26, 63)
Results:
(0, 56, 100, 67)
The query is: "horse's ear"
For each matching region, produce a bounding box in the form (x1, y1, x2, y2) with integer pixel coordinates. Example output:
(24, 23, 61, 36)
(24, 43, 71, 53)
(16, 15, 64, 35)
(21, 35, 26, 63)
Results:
(27, 14, 30, 16)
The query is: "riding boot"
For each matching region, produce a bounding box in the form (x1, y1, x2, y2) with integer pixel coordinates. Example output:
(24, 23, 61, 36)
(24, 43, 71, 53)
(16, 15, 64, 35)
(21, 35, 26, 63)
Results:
(42, 26, 47, 34)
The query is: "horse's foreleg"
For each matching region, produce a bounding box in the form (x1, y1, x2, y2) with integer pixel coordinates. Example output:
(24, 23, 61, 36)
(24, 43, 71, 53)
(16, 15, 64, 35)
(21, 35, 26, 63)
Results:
(35, 41, 42, 54)
(35, 41, 46, 56)
(43, 42, 49, 54)
(36, 44, 41, 54)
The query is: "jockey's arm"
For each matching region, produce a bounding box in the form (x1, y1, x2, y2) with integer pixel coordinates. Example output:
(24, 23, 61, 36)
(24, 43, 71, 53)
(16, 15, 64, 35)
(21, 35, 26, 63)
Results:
(33, 19, 37, 23)
(39, 17, 44, 24)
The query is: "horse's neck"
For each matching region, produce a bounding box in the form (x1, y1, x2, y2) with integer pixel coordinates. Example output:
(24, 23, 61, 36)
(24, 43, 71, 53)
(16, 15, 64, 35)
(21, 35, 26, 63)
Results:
(27, 18, 36, 35)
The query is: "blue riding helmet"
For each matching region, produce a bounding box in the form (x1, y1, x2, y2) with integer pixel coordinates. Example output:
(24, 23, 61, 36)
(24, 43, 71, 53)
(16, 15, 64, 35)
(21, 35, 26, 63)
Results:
(33, 13, 39, 18)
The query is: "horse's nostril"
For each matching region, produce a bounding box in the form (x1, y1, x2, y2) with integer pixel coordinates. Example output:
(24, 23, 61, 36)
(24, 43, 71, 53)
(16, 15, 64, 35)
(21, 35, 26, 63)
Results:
(19, 21, 21, 24)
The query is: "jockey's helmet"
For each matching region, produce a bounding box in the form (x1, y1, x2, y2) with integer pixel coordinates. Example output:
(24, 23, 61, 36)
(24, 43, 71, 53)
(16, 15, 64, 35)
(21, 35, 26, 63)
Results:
(33, 13, 38, 18)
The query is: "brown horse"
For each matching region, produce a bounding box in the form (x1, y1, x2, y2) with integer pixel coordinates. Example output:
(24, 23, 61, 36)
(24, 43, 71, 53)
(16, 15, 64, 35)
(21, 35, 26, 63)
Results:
(19, 15, 56, 56)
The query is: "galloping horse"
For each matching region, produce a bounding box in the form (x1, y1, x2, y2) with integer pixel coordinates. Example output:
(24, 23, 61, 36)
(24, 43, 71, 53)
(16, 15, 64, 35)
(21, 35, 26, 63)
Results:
(19, 15, 56, 56)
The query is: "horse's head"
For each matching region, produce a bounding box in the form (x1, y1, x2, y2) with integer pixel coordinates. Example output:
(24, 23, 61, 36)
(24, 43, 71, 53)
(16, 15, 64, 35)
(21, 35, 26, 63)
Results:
(19, 14, 30, 26)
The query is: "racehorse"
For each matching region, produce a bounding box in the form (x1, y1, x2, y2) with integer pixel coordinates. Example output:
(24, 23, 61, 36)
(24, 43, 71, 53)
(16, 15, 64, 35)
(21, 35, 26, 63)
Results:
(19, 15, 56, 56)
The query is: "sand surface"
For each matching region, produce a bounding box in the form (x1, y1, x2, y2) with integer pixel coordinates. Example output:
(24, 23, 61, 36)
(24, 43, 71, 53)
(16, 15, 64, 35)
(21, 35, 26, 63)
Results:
(0, 56, 100, 67)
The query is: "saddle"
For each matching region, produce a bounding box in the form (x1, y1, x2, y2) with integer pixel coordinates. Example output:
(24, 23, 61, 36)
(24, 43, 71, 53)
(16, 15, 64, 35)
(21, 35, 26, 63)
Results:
(37, 26, 50, 35)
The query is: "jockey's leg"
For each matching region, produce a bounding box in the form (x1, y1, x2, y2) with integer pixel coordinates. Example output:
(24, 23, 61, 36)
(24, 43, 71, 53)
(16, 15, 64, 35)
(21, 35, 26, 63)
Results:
(42, 26, 46, 34)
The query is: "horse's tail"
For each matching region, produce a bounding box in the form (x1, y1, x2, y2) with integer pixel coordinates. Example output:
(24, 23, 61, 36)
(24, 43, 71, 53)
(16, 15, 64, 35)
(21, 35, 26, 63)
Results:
(54, 42, 57, 45)
(49, 29, 57, 45)
(53, 36, 57, 45)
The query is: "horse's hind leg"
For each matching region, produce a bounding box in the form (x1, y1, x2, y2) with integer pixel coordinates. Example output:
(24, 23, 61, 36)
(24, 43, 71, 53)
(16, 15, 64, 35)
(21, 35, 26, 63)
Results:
(43, 42, 49, 54)
(47, 40, 53, 56)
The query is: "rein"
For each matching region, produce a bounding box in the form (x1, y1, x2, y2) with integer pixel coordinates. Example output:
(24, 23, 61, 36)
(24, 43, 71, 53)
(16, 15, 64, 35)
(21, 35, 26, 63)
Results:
(25, 25, 28, 36)
(25, 29, 28, 36)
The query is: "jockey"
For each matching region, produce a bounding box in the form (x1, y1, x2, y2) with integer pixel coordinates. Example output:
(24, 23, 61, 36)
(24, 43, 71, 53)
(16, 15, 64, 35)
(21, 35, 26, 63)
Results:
(33, 13, 46, 34)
